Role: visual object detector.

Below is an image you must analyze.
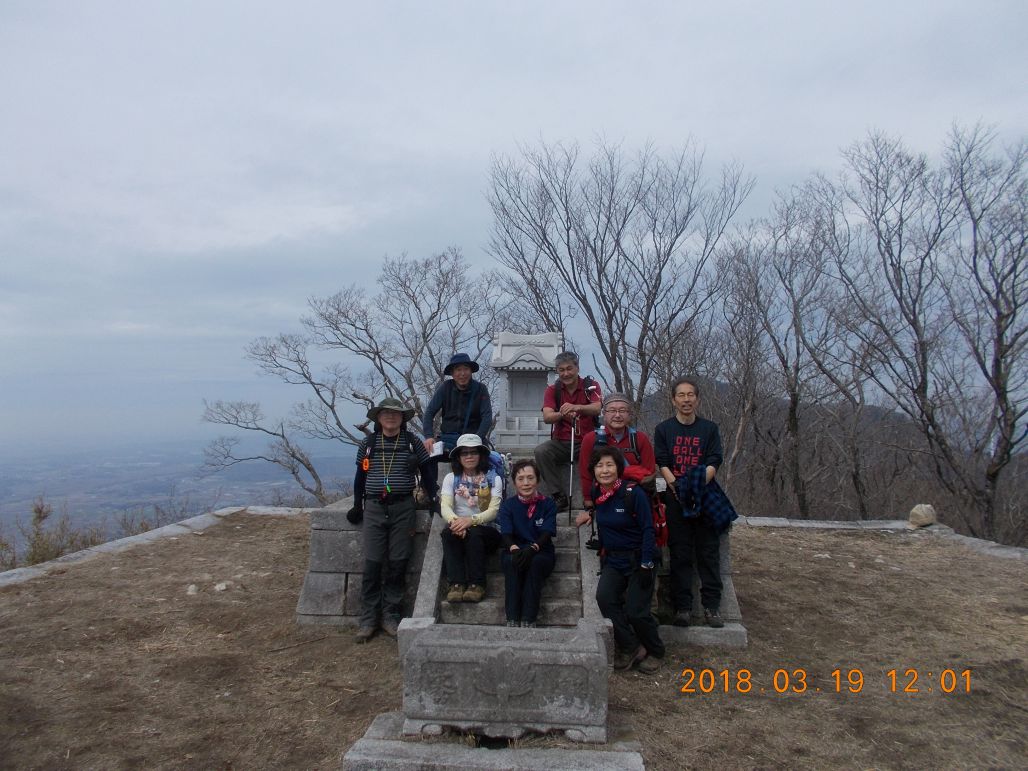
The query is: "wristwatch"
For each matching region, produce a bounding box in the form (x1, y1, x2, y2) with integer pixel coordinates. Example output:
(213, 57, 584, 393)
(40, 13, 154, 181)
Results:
(640, 561, 655, 570)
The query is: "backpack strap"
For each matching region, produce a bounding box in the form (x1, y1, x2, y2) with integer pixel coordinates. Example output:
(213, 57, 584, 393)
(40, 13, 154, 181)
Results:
(462, 381, 479, 434)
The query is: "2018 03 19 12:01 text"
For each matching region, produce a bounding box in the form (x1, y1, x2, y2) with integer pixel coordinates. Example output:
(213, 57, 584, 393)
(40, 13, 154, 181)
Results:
(678, 668, 972, 695)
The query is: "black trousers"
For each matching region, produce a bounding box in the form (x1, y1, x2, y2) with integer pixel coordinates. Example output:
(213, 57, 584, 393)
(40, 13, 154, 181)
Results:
(663, 491, 723, 612)
(440, 525, 501, 585)
(596, 564, 665, 658)
(501, 549, 555, 623)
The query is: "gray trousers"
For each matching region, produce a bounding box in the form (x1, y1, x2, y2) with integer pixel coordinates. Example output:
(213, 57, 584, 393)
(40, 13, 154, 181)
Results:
(360, 495, 416, 627)
(534, 439, 575, 497)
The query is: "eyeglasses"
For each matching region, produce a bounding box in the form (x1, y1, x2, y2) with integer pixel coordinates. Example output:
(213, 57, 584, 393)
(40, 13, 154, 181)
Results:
(604, 408, 630, 415)
(459, 450, 480, 457)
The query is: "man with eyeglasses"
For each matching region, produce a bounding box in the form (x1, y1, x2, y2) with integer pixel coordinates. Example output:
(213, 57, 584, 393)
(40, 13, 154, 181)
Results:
(577, 393, 656, 511)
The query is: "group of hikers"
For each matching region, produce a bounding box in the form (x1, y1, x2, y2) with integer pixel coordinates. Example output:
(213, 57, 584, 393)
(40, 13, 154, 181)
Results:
(345, 350, 736, 674)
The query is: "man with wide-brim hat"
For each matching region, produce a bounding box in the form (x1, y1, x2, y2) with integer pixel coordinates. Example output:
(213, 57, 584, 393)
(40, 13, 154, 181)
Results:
(349, 396, 435, 643)
(421, 353, 493, 505)
(422, 353, 493, 452)
(366, 397, 416, 422)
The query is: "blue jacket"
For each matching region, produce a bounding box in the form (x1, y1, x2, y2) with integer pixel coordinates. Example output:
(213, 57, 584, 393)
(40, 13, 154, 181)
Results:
(594, 483, 655, 571)
(498, 496, 557, 552)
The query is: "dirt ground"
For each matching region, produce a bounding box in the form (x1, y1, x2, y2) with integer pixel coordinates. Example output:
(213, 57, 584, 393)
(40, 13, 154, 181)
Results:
(1, 512, 1025, 770)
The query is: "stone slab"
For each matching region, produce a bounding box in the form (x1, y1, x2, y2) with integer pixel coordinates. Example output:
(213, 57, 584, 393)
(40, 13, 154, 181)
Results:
(402, 621, 609, 742)
(343, 712, 645, 770)
(475, 573, 582, 600)
(439, 598, 582, 627)
(311, 509, 359, 531)
(412, 514, 447, 619)
(309, 529, 366, 573)
(177, 512, 225, 531)
(659, 621, 748, 648)
(296, 572, 347, 616)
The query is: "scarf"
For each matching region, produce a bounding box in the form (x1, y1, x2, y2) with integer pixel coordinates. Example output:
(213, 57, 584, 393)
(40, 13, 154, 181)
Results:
(517, 493, 546, 519)
(594, 478, 623, 506)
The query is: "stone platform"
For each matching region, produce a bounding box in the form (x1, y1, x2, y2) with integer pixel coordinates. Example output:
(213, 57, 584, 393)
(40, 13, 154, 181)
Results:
(342, 711, 644, 770)
(295, 498, 430, 625)
(402, 619, 609, 742)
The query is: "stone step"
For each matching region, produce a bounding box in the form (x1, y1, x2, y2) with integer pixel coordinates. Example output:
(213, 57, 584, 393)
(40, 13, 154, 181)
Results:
(439, 597, 582, 626)
(443, 573, 580, 602)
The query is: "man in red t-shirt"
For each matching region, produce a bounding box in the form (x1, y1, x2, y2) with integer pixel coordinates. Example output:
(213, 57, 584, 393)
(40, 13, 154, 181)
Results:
(534, 351, 602, 510)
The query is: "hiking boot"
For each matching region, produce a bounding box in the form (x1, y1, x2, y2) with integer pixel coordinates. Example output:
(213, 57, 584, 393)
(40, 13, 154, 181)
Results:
(506, 620, 519, 627)
(381, 618, 400, 637)
(462, 584, 485, 603)
(612, 645, 645, 670)
(354, 626, 376, 644)
(703, 608, 725, 628)
(672, 611, 691, 627)
(637, 655, 662, 675)
(521, 621, 537, 628)
(446, 584, 465, 603)
(552, 492, 570, 512)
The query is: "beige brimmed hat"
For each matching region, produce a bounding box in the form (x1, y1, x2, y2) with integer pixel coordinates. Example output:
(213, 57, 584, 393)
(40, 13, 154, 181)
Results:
(449, 433, 489, 458)
(366, 397, 416, 422)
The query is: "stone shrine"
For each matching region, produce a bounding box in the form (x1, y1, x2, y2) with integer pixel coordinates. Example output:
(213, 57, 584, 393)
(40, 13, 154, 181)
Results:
(489, 331, 562, 453)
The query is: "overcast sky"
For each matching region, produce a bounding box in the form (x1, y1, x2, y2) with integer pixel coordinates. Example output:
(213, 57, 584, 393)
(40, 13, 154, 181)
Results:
(1, 0, 1025, 455)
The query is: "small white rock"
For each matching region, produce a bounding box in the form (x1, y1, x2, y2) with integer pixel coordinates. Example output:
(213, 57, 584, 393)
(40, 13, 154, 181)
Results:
(813, 553, 831, 559)
(186, 584, 198, 595)
(214, 581, 230, 591)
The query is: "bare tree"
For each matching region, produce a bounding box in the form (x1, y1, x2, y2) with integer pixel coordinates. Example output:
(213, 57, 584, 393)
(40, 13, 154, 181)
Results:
(202, 401, 332, 504)
(831, 129, 1027, 541)
(203, 248, 514, 501)
(488, 139, 752, 408)
(943, 125, 1028, 541)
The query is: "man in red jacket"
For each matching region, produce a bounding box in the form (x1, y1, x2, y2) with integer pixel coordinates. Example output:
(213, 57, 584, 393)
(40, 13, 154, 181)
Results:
(577, 392, 657, 510)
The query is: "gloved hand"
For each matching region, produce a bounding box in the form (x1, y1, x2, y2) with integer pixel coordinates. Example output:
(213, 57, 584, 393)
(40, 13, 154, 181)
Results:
(637, 565, 655, 593)
(346, 505, 364, 525)
(512, 546, 536, 571)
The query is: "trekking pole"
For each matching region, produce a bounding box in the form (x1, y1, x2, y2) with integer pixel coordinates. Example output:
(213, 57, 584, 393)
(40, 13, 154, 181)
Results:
(568, 416, 577, 514)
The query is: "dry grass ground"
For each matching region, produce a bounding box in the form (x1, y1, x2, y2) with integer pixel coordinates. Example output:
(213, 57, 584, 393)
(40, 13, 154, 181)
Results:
(0, 512, 1025, 769)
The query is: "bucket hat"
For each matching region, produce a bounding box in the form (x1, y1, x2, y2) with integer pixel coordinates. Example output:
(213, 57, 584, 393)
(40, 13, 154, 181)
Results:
(366, 397, 416, 422)
(448, 433, 489, 458)
(443, 353, 480, 376)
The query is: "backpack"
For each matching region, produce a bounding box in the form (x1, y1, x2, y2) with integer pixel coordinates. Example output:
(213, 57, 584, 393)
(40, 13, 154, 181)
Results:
(591, 482, 669, 549)
(487, 451, 508, 497)
(360, 430, 421, 475)
(619, 482, 669, 549)
(594, 425, 639, 463)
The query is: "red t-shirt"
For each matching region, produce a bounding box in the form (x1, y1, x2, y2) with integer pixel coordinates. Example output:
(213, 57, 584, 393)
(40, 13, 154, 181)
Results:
(542, 377, 602, 441)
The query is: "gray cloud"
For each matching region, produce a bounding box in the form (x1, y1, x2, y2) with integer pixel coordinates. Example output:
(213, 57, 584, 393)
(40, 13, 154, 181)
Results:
(1, 0, 1025, 450)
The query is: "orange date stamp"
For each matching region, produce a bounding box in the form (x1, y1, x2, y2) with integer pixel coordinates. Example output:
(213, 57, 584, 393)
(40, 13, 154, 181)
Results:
(679, 667, 972, 694)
